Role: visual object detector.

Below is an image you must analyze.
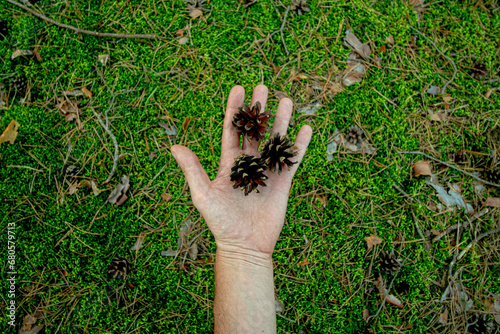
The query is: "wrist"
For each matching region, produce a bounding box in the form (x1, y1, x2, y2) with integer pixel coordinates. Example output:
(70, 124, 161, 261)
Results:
(216, 244, 273, 269)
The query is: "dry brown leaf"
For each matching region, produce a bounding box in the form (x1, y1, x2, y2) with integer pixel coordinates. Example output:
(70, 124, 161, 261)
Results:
(413, 160, 432, 177)
(98, 54, 109, 66)
(130, 232, 147, 251)
(188, 8, 203, 19)
(343, 52, 367, 86)
(23, 314, 37, 330)
(175, 29, 184, 37)
(68, 181, 79, 195)
(189, 242, 198, 260)
(79, 180, 102, 196)
(182, 116, 191, 131)
(56, 98, 81, 126)
(429, 111, 447, 122)
(0, 119, 20, 145)
(19, 325, 44, 334)
(439, 310, 448, 324)
(441, 94, 453, 102)
(298, 258, 311, 266)
(362, 309, 370, 324)
(364, 235, 383, 251)
(374, 276, 403, 309)
(179, 37, 189, 45)
(293, 73, 308, 81)
(344, 29, 371, 58)
(33, 49, 42, 61)
(430, 229, 441, 236)
(82, 86, 92, 98)
(485, 197, 500, 208)
(107, 175, 130, 205)
(274, 90, 288, 101)
(385, 35, 395, 45)
(485, 88, 493, 98)
(161, 193, 173, 202)
(11, 49, 33, 60)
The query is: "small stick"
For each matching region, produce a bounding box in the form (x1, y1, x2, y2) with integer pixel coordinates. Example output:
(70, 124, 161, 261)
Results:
(91, 107, 119, 183)
(6, 0, 158, 40)
(458, 228, 500, 260)
(432, 209, 489, 243)
(409, 26, 457, 94)
(398, 151, 500, 188)
(279, 6, 291, 56)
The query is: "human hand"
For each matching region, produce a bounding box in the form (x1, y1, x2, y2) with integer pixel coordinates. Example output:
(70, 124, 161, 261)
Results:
(171, 85, 312, 257)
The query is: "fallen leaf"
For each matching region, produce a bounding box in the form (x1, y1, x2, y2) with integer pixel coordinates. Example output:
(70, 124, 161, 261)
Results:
(485, 88, 493, 98)
(188, 7, 203, 19)
(326, 141, 338, 162)
(298, 258, 311, 266)
(188, 242, 198, 260)
(343, 52, 367, 86)
(429, 111, 447, 122)
(98, 54, 109, 66)
(275, 300, 284, 314)
(179, 37, 189, 45)
(23, 314, 37, 330)
(0, 119, 20, 145)
(485, 197, 500, 208)
(161, 249, 177, 257)
(297, 101, 321, 115)
(11, 49, 33, 60)
(82, 86, 92, 98)
(175, 28, 184, 37)
(130, 232, 147, 251)
(158, 122, 177, 136)
(177, 220, 194, 250)
(413, 160, 432, 177)
(161, 193, 173, 202)
(107, 175, 130, 205)
(425, 179, 474, 213)
(344, 29, 371, 58)
(430, 229, 441, 236)
(292, 72, 308, 81)
(78, 180, 101, 196)
(439, 310, 448, 324)
(19, 325, 44, 334)
(274, 90, 288, 101)
(441, 94, 453, 102)
(182, 116, 191, 131)
(385, 35, 395, 45)
(362, 309, 370, 324)
(378, 45, 386, 53)
(427, 86, 441, 95)
(56, 98, 81, 124)
(68, 181, 79, 195)
(374, 275, 403, 308)
(33, 49, 42, 61)
(365, 235, 383, 251)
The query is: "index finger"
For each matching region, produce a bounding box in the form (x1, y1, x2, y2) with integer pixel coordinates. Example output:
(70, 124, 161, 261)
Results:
(221, 85, 245, 159)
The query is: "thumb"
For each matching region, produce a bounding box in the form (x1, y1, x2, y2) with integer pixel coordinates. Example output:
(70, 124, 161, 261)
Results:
(171, 145, 210, 197)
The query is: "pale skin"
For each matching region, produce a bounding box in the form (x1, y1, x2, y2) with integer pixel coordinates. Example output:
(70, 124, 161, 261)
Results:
(171, 85, 312, 333)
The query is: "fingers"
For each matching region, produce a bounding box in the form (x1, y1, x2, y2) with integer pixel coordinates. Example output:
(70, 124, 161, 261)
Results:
(242, 85, 268, 154)
(221, 85, 245, 158)
(289, 125, 313, 177)
(171, 145, 210, 200)
(271, 98, 293, 137)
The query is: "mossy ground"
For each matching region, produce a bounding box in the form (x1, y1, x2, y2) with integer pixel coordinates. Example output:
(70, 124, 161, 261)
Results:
(1, 0, 499, 333)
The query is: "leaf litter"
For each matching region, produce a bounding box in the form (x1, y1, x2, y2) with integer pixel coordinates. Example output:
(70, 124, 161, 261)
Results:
(0, 119, 20, 145)
(107, 175, 130, 205)
(162, 219, 199, 260)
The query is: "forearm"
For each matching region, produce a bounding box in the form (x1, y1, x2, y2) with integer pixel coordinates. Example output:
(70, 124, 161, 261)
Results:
(214, 245, 276, 334)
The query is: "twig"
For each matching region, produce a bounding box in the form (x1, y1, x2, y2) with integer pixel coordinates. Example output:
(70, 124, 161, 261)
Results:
(432, 208, 489, 243)
(458, 228, 500, 260)
(367, 257, 407, 323)
(411, 210, 432, 252)
(91, 107, 119, 183)
(398, 151, 500, 188)
(409, 26, 457, 94)
(278, 6, 290, 56)
(6, 0, 158, 40)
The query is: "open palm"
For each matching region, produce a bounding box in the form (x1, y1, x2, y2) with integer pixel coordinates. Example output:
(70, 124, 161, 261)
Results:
(171, 85, 312, 256)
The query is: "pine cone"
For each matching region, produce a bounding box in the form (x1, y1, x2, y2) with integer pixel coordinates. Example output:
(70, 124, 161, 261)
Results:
(379, 250, 400, 274)
(260, 133, 297, 173)
(454, 151, 467, 164)
(345, 125, 364, 145)
(230, 154, 268, 196)
(483, 168, 500, 184)
(291, 0, 310, 15)
(108, 257, 130, 280)
(232, 102, 271, 141)
(11, 76, 28, 95)
(470, 62, 487, 80)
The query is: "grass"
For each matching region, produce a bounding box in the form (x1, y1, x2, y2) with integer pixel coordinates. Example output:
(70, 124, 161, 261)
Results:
(1, 0, 499, 333)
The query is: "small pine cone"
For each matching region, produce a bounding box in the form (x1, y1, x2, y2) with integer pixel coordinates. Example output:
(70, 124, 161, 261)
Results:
(379, 250, 400, 274)
(483, 169, 500, 184)
(108, 257, 130, 280)
(232, 102, 271, 141)
(470, 62, 487, 80)
(230, 154, 268, 196)
(291, 0, 310, 15)
(260, 133, 297, 173)
(11, 76, 28, 94)
(345, 125, 364, 145)
(454, 151, 467, 164)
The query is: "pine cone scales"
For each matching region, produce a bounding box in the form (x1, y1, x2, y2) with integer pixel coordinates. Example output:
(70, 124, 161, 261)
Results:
(483, 169, 500, 184)
(108, 257, 130, 280)
(11, 76, 28, 94)
(345, 125, 364, 145)
(230, 154, 268, 196)
(232, 102, 271, 141)
(261, 133, 297, 173)
(379, 250, 400, 274)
